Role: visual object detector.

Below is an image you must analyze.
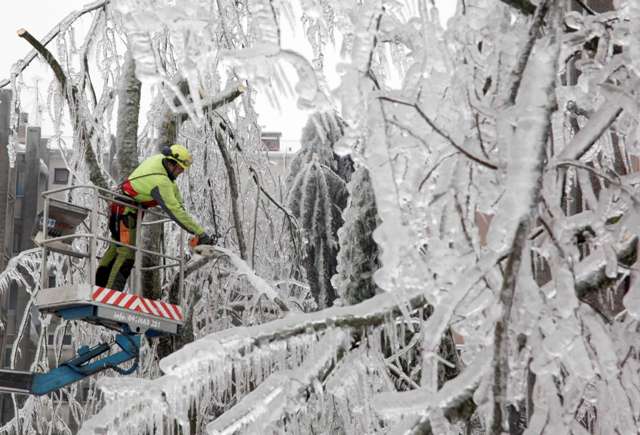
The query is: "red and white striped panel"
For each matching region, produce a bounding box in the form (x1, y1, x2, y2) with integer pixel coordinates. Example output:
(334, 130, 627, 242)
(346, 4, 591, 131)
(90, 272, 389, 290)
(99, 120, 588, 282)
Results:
(91, 286, 184, 322)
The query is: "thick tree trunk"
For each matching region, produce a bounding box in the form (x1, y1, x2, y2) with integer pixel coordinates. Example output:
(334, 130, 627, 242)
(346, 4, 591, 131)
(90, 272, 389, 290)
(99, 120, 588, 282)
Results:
(114, 50, 141, 182)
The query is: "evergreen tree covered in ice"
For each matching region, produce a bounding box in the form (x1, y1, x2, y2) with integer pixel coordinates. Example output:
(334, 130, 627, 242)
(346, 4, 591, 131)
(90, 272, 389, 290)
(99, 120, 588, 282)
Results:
(286, 112, 352, 308)
(333, 166, 380, 305)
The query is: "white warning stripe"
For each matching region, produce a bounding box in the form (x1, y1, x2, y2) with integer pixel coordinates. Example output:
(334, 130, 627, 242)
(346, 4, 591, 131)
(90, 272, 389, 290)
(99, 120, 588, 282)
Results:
(165, 303, 180, 320)
(106, 291, 120, 305)
(142, 298, 160, 317)
(152, 300, 171, 319)
(119, 293, 134, 308)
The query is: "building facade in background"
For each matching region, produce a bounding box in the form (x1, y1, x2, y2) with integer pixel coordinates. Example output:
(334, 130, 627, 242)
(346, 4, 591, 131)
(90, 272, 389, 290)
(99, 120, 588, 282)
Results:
(0, 94, 70, 423)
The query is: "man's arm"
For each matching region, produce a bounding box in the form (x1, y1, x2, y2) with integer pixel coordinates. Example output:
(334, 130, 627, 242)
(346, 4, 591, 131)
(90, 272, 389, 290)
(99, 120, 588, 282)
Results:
(150, 181, 205, 235)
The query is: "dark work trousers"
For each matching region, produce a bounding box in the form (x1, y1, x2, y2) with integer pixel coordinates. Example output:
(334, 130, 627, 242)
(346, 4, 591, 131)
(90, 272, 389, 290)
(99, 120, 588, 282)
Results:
(95, 206, 137, 292)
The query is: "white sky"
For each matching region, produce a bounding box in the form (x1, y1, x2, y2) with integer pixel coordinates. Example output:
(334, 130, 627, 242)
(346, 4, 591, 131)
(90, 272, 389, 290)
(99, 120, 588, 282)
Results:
(1, 1, 457, 147)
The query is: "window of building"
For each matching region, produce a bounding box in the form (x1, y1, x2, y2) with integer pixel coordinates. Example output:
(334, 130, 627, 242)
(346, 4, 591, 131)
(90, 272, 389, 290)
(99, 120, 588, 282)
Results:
(3, 351, 11, 367)
(12, 222, 22, 253)
(262, 138, 280, 151)
(53, 168, 69, 185)
(48, 334, 72, 346)
(261, 132, 282, 152)
(8, 285, 17, 310)
(15, 171, 24, 197)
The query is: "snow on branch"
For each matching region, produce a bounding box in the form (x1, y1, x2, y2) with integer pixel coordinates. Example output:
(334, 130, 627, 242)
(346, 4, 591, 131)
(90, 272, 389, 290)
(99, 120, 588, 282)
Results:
(0, 248, 40, 333)
(207, 329, 350, 434)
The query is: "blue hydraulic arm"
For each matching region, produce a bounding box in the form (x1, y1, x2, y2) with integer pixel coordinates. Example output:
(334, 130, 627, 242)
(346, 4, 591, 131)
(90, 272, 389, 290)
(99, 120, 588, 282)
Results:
(30, 332, 141, 396)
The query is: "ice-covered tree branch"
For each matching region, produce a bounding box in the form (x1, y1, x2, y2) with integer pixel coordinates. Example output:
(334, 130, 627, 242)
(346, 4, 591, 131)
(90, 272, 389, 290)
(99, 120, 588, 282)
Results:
(83, 289, 428, 432)
(17, 28, 109, 189)
(213, 126, 249, 260)
(160, 289, 427, 373)
(378, 95, 498, 170)
(204, 246, 291, 312)
(0, 0, 109, 88)
(505, 0, 550, 105)
(376, 349, 491, 432)
(207, 329, 350, 434)
(489, 13, 560, 431)
(554, 102, 624, 161)
(178, 82, 246, 118)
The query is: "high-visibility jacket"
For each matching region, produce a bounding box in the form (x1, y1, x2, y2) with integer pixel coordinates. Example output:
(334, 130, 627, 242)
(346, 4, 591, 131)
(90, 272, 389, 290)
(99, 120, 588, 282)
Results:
(120, 154, 205, 235)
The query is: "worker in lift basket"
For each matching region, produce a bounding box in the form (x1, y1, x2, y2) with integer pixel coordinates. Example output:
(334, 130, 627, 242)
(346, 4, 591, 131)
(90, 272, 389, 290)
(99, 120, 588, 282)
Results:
(95, 144, 216, 291)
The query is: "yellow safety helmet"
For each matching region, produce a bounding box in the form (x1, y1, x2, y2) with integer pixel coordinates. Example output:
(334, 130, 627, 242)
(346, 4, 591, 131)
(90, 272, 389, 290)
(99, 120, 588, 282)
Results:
(162, 144, 193, 169)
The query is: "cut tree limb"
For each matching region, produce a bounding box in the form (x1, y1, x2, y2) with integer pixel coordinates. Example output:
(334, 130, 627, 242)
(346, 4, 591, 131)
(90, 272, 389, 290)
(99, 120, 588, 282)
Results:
(179, 82, 246, 118)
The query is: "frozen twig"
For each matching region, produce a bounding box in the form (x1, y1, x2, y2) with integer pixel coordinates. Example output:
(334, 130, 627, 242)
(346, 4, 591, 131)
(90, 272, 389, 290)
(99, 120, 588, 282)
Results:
(574, 0, 596, 15)
(554, 102, 624, 162)
(572, 234, 638, 299)
(379, 95, 498, 170)
(505, 0, 551, 105)
(377, 349, 491, 431)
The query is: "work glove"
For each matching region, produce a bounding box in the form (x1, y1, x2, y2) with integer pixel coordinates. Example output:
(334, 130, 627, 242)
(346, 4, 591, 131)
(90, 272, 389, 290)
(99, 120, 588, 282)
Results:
(189, 232, 217, 249)
(197, 233, 217, 246)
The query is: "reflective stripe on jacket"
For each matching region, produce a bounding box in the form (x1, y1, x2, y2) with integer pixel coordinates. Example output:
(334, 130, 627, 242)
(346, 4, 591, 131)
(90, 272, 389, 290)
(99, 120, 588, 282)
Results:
(122, 154, 205, 235)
